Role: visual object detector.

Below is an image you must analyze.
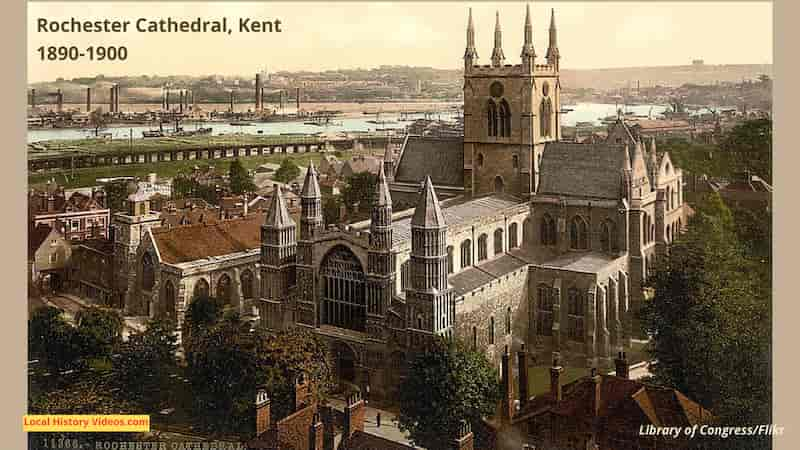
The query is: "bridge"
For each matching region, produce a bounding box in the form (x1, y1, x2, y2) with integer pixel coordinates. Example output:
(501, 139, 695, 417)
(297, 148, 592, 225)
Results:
(28, 134, 397, 172)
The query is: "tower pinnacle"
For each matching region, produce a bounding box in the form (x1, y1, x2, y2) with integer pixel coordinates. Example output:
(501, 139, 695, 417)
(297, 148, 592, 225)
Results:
(411, 176, 446, 228)
(265, 184, 294, 228)
(491, 11, 506, 67)
(545, 8, 560, 68)
(464, 8, 478, 64)
(521, 4, 536, 60)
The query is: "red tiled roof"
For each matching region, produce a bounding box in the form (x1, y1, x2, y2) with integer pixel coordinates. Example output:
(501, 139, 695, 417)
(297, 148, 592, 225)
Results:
(152, 215, 262, 264)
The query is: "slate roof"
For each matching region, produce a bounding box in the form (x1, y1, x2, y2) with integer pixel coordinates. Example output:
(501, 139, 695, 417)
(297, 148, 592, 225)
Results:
(536, 251, 620, 274)
(393, 136, 464, 187)
(538, 142, 628, 200)
(264, 185, 296, 228)
(28, 223, 54, 259)
(450, 253, 529, 298)
(151, 215, 262, 264)
(391, 194, 524, 246)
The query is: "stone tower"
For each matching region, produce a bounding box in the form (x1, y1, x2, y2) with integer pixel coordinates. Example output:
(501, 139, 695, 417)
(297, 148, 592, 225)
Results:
(383, 140, 395, 182)
(463, 5, 561, 197)
(296, 164, 323, 327)
(259, 185, 297, 330)
(365, 165, 396, 338)
(405, 176, 453, 344)
(112, 194, 160, 315)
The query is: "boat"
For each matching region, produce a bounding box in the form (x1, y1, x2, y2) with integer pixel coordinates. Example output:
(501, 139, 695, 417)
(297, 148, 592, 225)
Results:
(229, 121, 254, 126)
(142, 130, 165, 138)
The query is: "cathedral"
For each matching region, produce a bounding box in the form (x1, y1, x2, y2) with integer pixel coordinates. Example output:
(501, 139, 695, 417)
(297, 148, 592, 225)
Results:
(107, 6, 689, 398)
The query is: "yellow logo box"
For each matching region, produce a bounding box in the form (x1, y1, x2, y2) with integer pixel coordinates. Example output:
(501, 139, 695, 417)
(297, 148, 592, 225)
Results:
(23, 415, 150, 432)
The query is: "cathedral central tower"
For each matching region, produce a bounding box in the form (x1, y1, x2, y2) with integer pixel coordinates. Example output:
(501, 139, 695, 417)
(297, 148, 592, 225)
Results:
(463, 5, 562, 197)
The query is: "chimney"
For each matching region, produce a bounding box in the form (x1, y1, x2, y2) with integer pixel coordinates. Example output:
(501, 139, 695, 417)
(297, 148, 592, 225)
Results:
(614, 351, 630, 379)
(86, 87, 91, 112)
(255, 389, 271, 436)
(322, 406, 336, 450)
(343, 391, 365, 438)
(590, 367, 602, 418)
(293, 373, 311, 411)
(500, 345, 513, 423)
(451, 420, 474, 450)
(517, 344, 529, 409)
(550, 353, 563, 402)
(309, 411, 324, 450)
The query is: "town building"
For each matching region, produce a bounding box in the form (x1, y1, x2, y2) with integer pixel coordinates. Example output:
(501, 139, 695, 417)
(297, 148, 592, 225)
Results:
(29, 184, 110, 241)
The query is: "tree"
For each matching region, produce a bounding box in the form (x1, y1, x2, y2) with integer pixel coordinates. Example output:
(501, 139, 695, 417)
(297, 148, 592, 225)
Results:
(228, 159, 256, 195)
(639, 212, 771, 438)
(273, 158, 301, 184)
(103, 179, 131, 212)
(88, 108, 107, 136)
(720, 118, 772, 183)
(112, 318, 178, 410)
(28, 306, 83, 372)
(182, 295, 222, 360)
(74, 307, 123, 361)
(341, 172, 379, 213)
(397, 340, 501, 450)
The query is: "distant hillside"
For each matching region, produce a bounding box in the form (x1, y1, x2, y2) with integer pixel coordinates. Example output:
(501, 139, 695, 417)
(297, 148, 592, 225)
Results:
(561, 64, 773, 90)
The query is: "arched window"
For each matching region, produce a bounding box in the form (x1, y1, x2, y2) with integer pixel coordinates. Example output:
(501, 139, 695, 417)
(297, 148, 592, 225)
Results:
(241, 269, 254, 299)
(460, 240, 472, 269)
(567, 288, 585, 342)
(540, 98, 553, 137)
(569, 216, 589, 250)
(505, 307, 512, 334)
(217, 273, 233, 307)
(512, 154, 519, 168)
(163, 280, 176, 323)
(401, 260, 410, 291)
(666, 186, 672, 210)
(489, 316, 495, 344)
(508, 223, 519, 249)
(321, 246, 367, 332)
(499, 99, 511, 137)
(536, 284, 553, 336)
(487, 100, 498, 137)
(477, 234, 488, 261)
(447, 246, 454, 274)
(600, 220, 617, 252)
(141, 253, 155, 291)
(540, 214, 557, 246)
(193, 278, 210, 300)
(494, 228, 504, 255)
(476, 153, 484, 168)
(494, 176, 504, 193)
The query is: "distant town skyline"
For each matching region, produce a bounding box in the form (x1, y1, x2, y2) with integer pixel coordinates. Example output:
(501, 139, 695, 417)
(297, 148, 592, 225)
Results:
(28, 2, 773, 83)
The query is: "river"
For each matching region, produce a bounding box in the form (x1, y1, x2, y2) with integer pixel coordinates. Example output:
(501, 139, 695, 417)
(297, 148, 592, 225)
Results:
(27, 102, 669, 143)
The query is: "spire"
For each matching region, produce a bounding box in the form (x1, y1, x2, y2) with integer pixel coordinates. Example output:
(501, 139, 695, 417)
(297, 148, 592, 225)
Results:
(265, 184, 294, 228)
(300, 162, 321, 198)
(411, 176, 446, 228)
(545, 8, 560, 67)
(376, 165, 392, 207)
(648, 138, 660, 187)
(464, 8, 478, 62)
(521, 4, 536, 59)
(491, 11, 506, 67)
(623, 144, 632, 171)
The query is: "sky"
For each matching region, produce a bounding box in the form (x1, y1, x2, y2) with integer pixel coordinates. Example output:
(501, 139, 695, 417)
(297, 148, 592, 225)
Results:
(28, 2, 773, 83)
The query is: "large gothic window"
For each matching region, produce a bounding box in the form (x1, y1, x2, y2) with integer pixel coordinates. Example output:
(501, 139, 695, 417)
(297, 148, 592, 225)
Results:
(540, 98, 553, 137)
(508, 223, 519, 249)
(540, 214, 557, 246)
(460, 239, 472, 269)
(477, 234, 488, 261)
(447, 246, 454, 274)
(321, 246, 366, 332)
(494, 176, 504, 193)
(499, 100, 511, 137)
(536, 284, 553, 336)
(567, 288, 585, 342)
(193, 278, 210, 300)
(494, 228, 504, 255)
(141, 253, 155, 291)
(569, 216, 589, 250)
(241, 269, 255, 299)
(217, 273, 233, 307)
(600, 220, 618, 253)
(487, 100, 498, 137)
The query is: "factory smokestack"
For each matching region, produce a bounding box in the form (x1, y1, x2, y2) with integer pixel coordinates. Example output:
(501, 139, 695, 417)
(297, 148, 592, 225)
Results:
(166, 89, 170, 111)
(30, 88, 36, 108)
(230, 90, 235, 113)
(86, 87, 91, 112)
(179, 90, 184, 114)
(115, 85, 121, 113)
(255, 73, 262, 111)
(56, 89, 63, 112)
(296, 87, 300, 114)
(109, 86, 115, 113)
